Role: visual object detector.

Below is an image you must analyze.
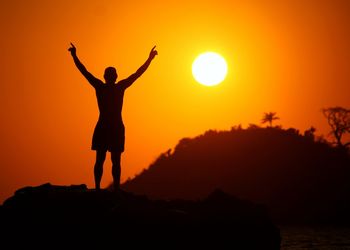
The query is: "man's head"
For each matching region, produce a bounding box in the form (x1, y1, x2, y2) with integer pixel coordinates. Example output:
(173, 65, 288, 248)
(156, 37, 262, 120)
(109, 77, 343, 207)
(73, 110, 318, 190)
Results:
(104, 67, 118, 84)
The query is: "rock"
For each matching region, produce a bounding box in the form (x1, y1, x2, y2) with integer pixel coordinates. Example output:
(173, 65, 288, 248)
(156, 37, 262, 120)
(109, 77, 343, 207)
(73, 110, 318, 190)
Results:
(1, 184, 281, 249)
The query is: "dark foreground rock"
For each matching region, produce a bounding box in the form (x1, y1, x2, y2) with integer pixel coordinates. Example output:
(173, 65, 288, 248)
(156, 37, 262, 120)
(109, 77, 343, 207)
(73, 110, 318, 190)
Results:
(0, 183, 281, 249)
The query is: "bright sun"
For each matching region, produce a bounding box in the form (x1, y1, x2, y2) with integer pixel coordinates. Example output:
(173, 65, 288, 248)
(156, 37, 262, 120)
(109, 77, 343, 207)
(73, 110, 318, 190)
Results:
(192, 52, 228, 86)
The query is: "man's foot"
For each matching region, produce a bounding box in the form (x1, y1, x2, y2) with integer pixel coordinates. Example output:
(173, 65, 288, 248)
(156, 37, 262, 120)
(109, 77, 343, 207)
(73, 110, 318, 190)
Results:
(113, 186, 121, 194)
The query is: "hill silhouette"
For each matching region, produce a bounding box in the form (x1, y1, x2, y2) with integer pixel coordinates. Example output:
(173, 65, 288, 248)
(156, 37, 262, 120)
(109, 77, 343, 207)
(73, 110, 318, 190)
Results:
(122, 126, 350, 224)
(0, 183, 280, 249)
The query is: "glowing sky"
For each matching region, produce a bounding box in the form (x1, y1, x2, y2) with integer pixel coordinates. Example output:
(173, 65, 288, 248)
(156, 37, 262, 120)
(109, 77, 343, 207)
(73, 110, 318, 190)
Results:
(1, 0, 349, 202)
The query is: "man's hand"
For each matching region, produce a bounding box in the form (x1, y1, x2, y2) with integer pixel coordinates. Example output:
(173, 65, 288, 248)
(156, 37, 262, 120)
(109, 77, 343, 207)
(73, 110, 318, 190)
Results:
(149, 46, 158, 60)
(68, 42, 76, 55)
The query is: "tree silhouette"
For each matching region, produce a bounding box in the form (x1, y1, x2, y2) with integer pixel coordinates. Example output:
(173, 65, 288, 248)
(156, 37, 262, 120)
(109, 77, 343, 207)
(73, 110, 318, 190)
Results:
(261, 112, 280, 127)
(322, 106, 350, 148)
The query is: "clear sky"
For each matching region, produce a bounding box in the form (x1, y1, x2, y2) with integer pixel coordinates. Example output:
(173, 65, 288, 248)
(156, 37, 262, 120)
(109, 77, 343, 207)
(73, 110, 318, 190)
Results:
(1, 0, 349, 203)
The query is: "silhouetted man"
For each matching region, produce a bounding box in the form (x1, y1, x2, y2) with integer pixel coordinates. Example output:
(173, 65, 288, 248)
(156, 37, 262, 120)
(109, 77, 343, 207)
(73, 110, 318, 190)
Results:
(68, 43, 158, 191)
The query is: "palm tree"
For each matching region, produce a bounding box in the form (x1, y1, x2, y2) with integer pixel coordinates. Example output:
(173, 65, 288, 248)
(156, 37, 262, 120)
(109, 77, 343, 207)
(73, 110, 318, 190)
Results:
(261, 112, 280, 127)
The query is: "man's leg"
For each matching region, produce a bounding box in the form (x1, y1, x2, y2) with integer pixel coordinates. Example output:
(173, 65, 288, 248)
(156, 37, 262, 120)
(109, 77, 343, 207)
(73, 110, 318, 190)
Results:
(111, 151, 122, 191)
(94, 150, 107, 190)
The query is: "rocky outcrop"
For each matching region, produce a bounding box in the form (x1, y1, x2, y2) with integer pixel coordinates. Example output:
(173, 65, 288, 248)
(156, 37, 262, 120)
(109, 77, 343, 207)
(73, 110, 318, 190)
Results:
(1, 183, 280, 249)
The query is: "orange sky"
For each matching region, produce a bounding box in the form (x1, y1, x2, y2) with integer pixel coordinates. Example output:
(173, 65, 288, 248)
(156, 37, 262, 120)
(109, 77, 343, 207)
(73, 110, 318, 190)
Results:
(1, 0, 349, 203)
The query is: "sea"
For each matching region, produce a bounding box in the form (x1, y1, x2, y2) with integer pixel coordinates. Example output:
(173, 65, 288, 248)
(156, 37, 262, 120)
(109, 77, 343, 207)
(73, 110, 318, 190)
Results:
(280, 226, 350, 250)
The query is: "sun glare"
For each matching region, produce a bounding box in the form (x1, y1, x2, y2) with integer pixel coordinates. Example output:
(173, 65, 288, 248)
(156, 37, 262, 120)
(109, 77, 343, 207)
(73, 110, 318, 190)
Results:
(192, 52, 228, 86)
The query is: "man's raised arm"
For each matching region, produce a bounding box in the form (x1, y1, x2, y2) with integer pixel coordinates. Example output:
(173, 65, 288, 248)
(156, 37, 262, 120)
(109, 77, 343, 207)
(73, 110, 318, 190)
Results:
(119, 46, 158, 89)
(68, 43, 101, 88)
